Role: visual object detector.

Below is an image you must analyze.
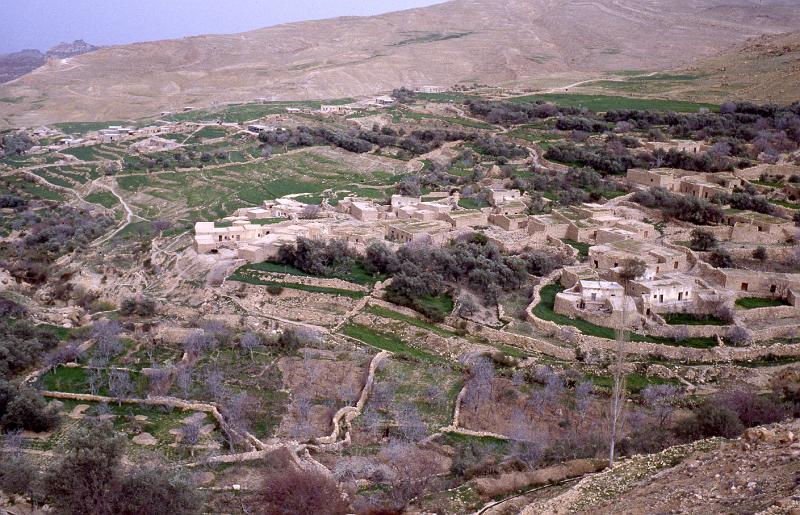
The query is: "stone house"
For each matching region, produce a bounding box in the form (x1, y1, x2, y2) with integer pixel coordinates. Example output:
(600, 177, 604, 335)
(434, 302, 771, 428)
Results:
(589, 240, 688, 276)
(351, 201, 380, 222)
(489, 188, 522, 206)
(494, 199, 528, 216)
(387, 220, 452, 245)
(630, 273, 696, 314)
(528, 214, 570, 242)
(442, 210, 488, 229)
(488, 213, 529, 231)
(391, 195, 422, 210)
(678, 175, 729, 200)
(626, 168, 681, 191)
(717, 269, 800, 299)
(723, 209, 792, 237)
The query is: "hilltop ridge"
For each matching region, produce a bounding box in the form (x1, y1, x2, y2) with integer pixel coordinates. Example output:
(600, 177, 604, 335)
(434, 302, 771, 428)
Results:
(2, 0, 800, 127)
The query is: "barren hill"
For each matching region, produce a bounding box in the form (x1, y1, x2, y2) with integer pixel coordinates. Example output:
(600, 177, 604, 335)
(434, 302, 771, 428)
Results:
(2, 0, 800, 127)
(685, 31, 800, 104)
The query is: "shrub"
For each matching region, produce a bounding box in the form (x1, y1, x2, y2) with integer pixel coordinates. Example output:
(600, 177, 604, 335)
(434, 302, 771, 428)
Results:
(253, 467, 349, 515)
(708, 248, 734, 268)
(690, 229, 718, 251)
(677, 401, 744, 439)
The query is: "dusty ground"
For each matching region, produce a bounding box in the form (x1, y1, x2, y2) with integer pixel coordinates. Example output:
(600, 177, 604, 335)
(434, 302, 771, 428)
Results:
(3, 0, 800, 126)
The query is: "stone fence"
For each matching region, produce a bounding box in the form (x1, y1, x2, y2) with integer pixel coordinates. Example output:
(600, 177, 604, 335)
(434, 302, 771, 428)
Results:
(247, 270, 368, 292)
(464, 322, 576, 361)
(40, 390, 264, 451)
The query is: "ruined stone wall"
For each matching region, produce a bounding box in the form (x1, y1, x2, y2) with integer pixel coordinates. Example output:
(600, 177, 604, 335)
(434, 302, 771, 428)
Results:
(247, 271, 368, 292)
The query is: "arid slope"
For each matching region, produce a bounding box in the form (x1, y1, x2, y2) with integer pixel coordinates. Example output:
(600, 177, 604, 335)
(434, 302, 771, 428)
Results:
(2, 0, 800, 127)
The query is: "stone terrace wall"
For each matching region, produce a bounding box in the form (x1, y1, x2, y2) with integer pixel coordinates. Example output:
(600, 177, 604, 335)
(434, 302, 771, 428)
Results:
(577, 334, 800, 363)
(464, 322, 575, 361)
(245, 270, 368, 292)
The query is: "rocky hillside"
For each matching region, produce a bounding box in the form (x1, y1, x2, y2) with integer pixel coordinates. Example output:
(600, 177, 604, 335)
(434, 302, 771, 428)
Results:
(518, 420, 800, 514)
(685, 31, 800, 104)
(0, 40, 99, 85)
(2, 0, 800, 126)
(45, 39, 100, 60)
(0, 49, 45, 84)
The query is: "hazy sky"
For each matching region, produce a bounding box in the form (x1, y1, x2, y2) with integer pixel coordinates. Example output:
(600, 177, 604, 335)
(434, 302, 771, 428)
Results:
(3, 0, 446, 53)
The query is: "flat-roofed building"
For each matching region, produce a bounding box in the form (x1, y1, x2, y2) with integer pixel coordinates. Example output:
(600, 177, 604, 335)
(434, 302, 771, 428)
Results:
(528, 214, 570, 241)
(589, 240, 689, 276)
(630, 273, 697, 312)
(387, 220, 452, 245)
(442, 209, 488, 229)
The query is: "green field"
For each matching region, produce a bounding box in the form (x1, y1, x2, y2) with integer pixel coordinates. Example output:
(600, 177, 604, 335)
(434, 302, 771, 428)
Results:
(366, 305, 457, 338)
(662, 313, 728, 326)
(342, 324, 443, 363)
(114, 148, 405, 222)
(229, 267, 366, 299)
(85, 191, 120, 208)
(507, 93, 718, 113)
(735, 297, 790, 309)
(242, 260, 384, 286)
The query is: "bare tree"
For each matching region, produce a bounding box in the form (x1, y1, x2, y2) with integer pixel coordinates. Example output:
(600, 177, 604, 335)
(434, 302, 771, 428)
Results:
(291, 397, 314, 441)
(203, 368, 227, 402)
(239, 332, 262, 362)
(642, 385, 681, 429)
(221, 391, 254, 451)
(178, 420, 202, 457)
(396, 404, 427, 442)
(108, 369, 134, 403)
(175, 366, 193, 398)
(146, 365, 172, 397)
(464, 356, 495, 412)
(609, 302, 628, 467)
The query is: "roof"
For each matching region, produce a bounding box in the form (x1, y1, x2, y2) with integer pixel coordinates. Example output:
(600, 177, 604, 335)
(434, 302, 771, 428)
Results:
(580, 280, 623, 290)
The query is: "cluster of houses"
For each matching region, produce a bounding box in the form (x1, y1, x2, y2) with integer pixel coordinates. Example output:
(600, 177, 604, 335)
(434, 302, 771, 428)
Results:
(545, 167, 800, 332)
(194, 188, 527, 259)
(627, 167, 796, 244)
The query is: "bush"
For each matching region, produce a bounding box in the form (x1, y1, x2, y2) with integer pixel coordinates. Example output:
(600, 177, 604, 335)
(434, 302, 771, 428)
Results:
(717, 390, 787, 427)
(119, 297, 156, 317)
(253, 467, 349, 515)
(633, 187, 723, 225)
(708, 248, 734, 268)
(677, 401, 744, 439)
(266, 284, 284, 295)
(278, 237, 356, 277)
(689, 229, 717, 251)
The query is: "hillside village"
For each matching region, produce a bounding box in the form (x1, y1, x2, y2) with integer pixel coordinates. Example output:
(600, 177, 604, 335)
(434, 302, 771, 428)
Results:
(1, 77, 800, 513)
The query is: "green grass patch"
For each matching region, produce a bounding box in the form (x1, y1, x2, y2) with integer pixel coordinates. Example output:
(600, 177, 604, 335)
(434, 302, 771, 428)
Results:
(229, 267, 365, 299)
(366, 305, 457, 338)
(735, 297, 790, 309)
(769, 199, 799, 210)
(458, 197, 490, 209)
(662, 313, 728, 326)
(85, 191, 119, 208)
(342, 324, 443, 363)
(417, 293, 455, 315)
(561, 239, 590, 258)
(585, 372, 680, 394)
(391, 32, 474, 47)
(40, 366, 87, 393)
(506, 93, 718, 113)
(242, 260, 383, 286)
(54, 121, 134, 135)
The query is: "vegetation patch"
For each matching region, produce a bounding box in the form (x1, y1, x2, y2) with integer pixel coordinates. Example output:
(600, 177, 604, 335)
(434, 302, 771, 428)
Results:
(342, 324, 443, 363)
(662, 313, 728, 326)
(735, 297, 790, 309)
